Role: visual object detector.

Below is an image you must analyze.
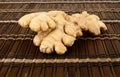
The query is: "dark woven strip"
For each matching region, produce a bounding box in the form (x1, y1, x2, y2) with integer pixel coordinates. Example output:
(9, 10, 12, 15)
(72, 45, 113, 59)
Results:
(0, 1, 120, 4)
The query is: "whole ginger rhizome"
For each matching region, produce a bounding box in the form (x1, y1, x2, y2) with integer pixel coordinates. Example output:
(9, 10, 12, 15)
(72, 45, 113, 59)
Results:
(18, 11, 107, 55)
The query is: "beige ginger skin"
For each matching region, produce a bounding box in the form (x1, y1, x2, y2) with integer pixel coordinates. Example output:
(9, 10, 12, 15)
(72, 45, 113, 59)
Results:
(18, 11, 107, 54)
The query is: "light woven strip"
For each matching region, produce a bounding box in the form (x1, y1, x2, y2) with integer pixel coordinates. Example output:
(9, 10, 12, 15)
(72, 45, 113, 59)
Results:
(0, 58, 120, 63)
(0, 37, 120, 40)
(0, 20, 120, 23)
(0, 8, 120, 12)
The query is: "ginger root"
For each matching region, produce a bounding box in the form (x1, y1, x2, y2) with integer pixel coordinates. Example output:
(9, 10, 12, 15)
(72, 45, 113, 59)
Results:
(34, 11, 77, 54)
(18, 11, 107, 54)
(18, 12, 56, 32)
(71, 11, 107, 35)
